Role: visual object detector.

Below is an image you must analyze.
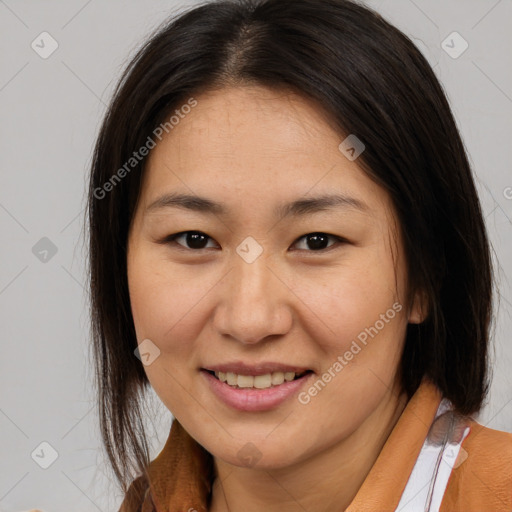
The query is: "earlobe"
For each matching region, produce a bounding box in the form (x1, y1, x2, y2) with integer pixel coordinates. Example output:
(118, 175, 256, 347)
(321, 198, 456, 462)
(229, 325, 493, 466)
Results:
(408, 289, 428, 324)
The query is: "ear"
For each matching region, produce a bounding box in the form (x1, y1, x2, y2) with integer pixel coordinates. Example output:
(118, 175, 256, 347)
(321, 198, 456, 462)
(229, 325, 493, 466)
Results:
(408, 289, 429, 324)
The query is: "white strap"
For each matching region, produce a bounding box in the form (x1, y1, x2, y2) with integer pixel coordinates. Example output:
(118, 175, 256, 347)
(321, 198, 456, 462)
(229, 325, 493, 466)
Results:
(395, 398, 471, 512)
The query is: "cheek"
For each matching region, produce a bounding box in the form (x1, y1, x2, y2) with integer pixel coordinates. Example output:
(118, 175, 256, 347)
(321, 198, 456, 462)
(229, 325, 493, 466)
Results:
(127, 250, 209, 412)
(127, 251, 214, 358)
(293, 247, 404, 357)
(293, 257, 406, 433)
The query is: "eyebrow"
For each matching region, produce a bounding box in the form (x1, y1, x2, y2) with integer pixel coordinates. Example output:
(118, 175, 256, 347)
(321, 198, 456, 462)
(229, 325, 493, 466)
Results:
(145, 192, 370, 219)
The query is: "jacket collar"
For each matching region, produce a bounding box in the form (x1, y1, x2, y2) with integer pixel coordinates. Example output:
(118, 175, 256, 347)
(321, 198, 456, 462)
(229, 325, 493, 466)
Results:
(144, 377, 442, 511)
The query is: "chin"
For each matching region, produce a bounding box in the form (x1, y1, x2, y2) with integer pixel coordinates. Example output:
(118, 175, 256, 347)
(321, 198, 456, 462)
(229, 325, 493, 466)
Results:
(211, 440, 306, 471)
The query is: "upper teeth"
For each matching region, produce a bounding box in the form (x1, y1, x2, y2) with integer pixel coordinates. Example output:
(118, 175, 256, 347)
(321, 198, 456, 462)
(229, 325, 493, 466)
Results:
(214, 371, 304, 389)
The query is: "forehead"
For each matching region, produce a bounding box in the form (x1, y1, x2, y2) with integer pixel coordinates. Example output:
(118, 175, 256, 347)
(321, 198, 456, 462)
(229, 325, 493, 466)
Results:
(137, 85, 392, 220)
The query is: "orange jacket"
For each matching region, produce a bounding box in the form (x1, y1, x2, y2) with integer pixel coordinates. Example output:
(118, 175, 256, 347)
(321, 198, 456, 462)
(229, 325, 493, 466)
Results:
(119, 378, 512, 511)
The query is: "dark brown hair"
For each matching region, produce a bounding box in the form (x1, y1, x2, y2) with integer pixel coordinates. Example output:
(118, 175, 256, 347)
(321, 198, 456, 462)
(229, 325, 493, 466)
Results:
(86, 0, 493, 496)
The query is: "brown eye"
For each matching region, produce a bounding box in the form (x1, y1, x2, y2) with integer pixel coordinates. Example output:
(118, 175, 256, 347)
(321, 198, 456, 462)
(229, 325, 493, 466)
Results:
(163, 231, 218, 250)
(292, 232, 345, 252)
(160, 231, 346, 253)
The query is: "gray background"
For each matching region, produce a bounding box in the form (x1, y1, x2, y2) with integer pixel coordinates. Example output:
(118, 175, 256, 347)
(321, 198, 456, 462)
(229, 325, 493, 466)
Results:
(0, 0, 511, 510)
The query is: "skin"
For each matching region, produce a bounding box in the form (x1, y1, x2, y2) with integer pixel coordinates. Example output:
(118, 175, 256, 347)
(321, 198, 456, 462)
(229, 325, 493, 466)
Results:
(127, 85, 425, 511)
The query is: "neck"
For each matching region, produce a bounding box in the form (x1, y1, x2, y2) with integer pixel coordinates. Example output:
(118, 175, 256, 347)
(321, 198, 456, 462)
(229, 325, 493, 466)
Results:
(209, 381, 408, 512)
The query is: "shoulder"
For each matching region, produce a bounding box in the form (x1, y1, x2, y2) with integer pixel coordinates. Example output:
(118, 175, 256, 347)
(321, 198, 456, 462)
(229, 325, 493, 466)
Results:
(463, 418, 512, 470)
(466, 417, 512, 448)
(441, 419, 512, 511)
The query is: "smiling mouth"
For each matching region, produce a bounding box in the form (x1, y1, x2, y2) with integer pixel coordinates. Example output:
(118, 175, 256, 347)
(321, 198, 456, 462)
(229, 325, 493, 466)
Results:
(204, 369, 313, 389)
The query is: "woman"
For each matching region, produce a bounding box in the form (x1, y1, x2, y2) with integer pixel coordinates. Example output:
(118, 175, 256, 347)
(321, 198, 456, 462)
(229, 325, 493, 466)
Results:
(86, 0, 512, 510)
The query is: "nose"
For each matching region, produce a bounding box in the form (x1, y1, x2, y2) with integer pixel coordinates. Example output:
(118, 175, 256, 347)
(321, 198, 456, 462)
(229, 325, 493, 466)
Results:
(212, 251, 293, 345)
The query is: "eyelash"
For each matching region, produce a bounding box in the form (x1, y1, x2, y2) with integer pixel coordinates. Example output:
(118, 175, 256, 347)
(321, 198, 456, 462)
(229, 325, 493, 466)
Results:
(159, 231, 348, 253)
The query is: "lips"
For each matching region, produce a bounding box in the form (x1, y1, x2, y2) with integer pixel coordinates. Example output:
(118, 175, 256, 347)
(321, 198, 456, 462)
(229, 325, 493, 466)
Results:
(201, 368, 315, 411)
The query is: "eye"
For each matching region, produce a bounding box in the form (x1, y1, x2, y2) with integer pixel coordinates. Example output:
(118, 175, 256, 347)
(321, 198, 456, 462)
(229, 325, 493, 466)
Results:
(291, 232, 346, 252)
(162, 231, 218, 250)
(160, 230, 346, 252)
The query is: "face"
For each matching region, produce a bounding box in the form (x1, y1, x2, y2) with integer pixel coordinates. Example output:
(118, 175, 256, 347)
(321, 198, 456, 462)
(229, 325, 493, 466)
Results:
(127, 85, 423, 469)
